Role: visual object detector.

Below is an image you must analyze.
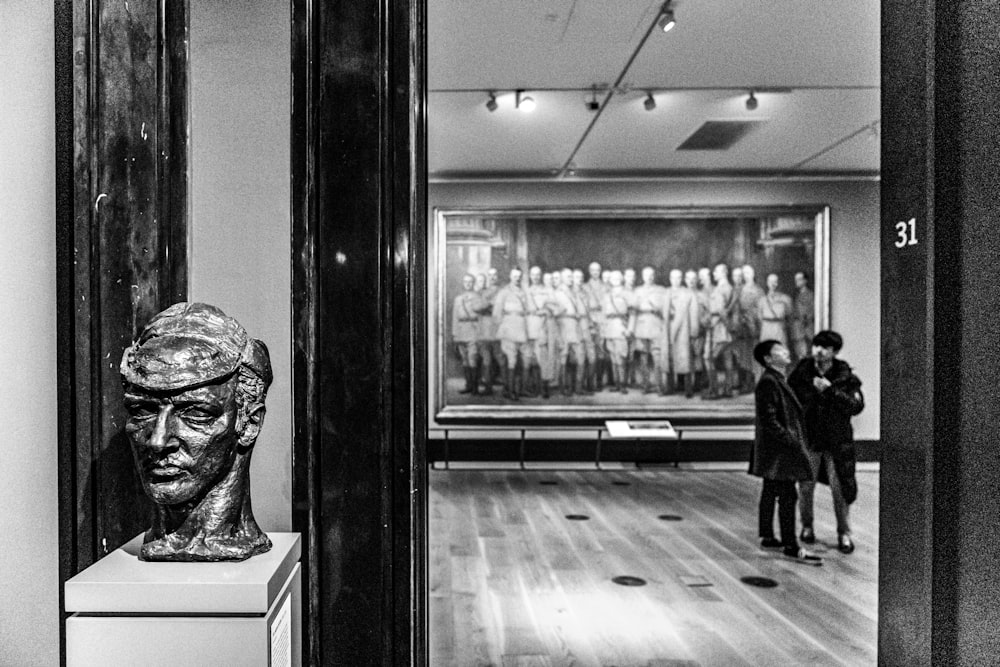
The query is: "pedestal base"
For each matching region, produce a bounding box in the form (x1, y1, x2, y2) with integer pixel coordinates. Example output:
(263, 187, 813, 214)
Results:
(65, 533, 301, 667)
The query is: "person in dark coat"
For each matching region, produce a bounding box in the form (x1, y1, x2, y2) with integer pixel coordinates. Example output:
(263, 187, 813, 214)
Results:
(788, 330, 865, 554)
(750, 340, 822, 565)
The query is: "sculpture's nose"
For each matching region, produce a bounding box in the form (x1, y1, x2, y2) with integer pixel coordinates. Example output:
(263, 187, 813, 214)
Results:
(146, 406, 176, 453)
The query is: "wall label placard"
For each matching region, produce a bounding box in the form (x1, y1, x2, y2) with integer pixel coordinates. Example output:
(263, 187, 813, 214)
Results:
(894, 217, 918, 248)
(270, 591, 292, 667)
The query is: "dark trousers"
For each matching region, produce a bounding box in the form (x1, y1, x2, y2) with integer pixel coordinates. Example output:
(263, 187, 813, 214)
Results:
(758, 479, 799, 548)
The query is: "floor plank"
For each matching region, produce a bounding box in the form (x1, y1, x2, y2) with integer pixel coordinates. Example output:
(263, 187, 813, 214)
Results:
(430, 468, 879, 667)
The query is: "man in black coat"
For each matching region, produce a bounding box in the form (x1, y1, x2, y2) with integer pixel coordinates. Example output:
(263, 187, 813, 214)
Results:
(750, 340, 822, 565)
(788, 330, 865, 554)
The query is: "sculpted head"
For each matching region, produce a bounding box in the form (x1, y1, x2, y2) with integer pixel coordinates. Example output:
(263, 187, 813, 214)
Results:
(120, 302, 273, 561)
(669, 269, 683, 288)
(529, 265, 542, 285)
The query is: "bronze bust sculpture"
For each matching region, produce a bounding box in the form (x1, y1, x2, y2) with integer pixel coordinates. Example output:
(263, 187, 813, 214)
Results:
(120, 302, 273, 561)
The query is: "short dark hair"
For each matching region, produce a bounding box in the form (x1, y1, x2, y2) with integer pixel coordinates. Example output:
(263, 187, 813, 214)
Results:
(812, 330, 843, 351)
(753, 339, 782, 367)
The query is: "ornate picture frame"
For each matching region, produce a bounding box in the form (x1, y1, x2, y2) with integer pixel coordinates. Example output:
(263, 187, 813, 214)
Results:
(430, 206, 830, 425)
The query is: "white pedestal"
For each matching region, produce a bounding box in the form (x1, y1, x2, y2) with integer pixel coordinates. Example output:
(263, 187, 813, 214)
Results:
(65, 532, 301, 667)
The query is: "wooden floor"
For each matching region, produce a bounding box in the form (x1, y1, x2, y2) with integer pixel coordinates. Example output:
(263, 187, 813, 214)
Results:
(429, 466, 878, 667)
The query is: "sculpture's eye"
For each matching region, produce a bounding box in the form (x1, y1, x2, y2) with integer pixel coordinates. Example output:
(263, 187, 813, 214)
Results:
(125, 403, 157, 420)
(179, 407, 216, 426)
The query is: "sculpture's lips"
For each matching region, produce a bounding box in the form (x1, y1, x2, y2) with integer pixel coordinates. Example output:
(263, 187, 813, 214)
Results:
(148, 465, 187, 480)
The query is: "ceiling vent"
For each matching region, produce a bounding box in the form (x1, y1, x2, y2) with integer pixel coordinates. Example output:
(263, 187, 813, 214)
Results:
(677, 120, 766, 150)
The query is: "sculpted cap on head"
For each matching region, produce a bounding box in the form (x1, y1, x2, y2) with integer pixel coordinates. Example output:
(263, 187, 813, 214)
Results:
(121, 302, 272, 393)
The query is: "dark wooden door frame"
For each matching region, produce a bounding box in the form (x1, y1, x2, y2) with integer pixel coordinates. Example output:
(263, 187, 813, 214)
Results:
(55, 0, 190, 663)
(290, 0, 426, 664)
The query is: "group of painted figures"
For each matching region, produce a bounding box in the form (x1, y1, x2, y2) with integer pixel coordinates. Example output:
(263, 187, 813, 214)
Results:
(450, 261, 814, 401)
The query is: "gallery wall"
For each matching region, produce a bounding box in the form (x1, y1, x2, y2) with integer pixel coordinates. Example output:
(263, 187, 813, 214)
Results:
(189, 0, 293, 531)
(429, 179, 881, 441)
(0, 2, 61, 665)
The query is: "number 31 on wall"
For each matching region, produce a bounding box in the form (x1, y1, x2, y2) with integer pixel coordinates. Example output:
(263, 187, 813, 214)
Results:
(894, 217, 918, 248)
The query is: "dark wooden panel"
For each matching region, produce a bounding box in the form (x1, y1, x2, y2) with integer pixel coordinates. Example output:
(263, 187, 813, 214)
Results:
(879, 2, 936, 664)
(879, 1, 1000, 664)
(58, 0, 188, 586)
(949, 4, 1000, 662)
(291, 0, 424, 663)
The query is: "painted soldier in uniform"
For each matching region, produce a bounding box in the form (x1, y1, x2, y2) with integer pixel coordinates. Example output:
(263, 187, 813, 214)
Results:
(623, 267, 638, 386)
(451, 273, 483, 394)
(687, 269, 710, 396)
(474, 269, 501, 395)
(572, 268, 596, 395)
(629, 266, 666, 394)
(791, 271, 815, 361)
(493, 267, 531, 400)
(757, 273, 794, 347)
(551, 268, 585, 396)
(601, 270, 633, 393)
(582, 261, 610, 391)
(735, 264, 765, 391)
(664, 269, 700, 397)
(526, 266, 556, 398)
(705, 263, 737, 399)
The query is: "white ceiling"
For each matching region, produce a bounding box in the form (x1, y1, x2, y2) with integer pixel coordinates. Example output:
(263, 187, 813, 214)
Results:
(428, 0, 880, 180)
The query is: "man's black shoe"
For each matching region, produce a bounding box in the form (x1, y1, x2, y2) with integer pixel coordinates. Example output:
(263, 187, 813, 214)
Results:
(760, 537, 782, 549)
(838, 534, 855, 554)
(800, 526, 816, 544)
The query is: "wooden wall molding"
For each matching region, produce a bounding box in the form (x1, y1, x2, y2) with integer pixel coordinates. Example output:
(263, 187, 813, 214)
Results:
(55, 1, 189, 658)
(290, 0, 426, 664)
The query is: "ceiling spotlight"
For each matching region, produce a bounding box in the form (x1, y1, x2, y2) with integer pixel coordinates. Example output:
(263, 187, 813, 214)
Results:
(586, 87, 601, 112)
(515, 90, 535, 113)
(745, 90, 758, 111)
(657, 2, 676, 32)
(485, 91, 498, 112)
(643, 92, 656, 111)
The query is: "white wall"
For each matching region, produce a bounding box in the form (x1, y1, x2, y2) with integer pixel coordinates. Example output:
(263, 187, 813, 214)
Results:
(0, 2, 61, 665)
(189, 1, 293, 531)
(429, 179, 881, 440)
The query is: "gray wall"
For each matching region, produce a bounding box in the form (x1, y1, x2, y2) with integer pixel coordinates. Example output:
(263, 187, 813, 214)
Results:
(0, 2, 60, 664)
(429, 179, 881, 440)
(190, 0, 292, 532)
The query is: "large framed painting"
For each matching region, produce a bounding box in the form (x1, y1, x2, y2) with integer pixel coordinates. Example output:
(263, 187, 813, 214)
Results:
(430, 206, 830, 425)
